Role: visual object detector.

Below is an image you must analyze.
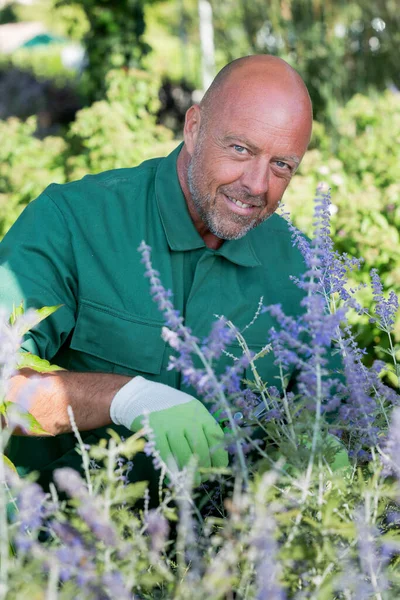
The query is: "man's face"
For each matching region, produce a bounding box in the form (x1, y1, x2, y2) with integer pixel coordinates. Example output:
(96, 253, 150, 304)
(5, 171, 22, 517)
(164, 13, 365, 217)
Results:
(186, 87, 311, 241)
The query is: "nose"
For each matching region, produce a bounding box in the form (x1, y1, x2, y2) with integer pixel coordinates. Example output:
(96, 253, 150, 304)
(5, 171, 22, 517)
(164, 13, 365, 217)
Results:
(240, 158, 269, 197)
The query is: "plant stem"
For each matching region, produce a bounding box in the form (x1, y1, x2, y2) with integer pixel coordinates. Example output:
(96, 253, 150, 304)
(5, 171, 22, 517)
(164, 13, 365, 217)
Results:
(284, 357, 323, 548)
(67, 406, 93, 495)
(0, 429, 9, 600)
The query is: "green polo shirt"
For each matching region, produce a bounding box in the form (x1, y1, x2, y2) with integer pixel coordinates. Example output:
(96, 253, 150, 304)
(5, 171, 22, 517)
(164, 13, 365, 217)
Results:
(0, 144, 306, 491)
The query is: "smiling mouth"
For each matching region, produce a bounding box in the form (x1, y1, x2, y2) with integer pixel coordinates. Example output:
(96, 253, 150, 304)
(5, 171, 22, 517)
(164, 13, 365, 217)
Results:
(227, 196, 254, 209)
(224, 194, 261, 215)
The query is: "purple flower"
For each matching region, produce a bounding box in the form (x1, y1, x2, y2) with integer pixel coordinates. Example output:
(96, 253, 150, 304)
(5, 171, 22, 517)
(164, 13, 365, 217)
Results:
(102, 572, 131, 599)
(339, 342, 379, 451)
(54, 467, 118, 545)
(14, 481, 48, 552)
(201, 318, 238, 362)
(78, 504, 117, 546)
(53, 467, 87, 499)
(145, 509, 169, 554)
(370, 268, 399, 332)
(287, 188, 364, 313)
(138, 241, 253, 424)
(354, 510, 389, 596)
(381, 407, 400, 478)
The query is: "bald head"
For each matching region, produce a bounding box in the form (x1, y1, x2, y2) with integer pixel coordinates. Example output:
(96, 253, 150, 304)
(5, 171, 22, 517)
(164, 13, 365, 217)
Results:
(200, 55, 312, 136)
(178, 54, 313, 249)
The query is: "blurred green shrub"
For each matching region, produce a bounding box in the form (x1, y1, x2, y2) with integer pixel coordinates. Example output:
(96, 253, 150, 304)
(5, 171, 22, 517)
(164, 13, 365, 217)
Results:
(284, 90, 400, 355)
(0, 117, 67, 233)
(3, 46, 76, 83)
(0, 68, 175, 234)
(54, 0, 152, 101)
(66, 68, 174, 179)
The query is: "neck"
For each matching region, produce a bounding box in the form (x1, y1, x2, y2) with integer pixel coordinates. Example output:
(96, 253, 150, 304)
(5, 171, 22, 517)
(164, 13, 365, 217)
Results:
(177, 146, 224, 250)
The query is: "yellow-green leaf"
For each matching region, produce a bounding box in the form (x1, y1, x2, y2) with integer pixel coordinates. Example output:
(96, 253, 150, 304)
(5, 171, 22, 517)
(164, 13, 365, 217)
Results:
(113, 481, 148, 505)
(16, 352, 65, 373)
(9, 302, 25, 326)
(2, 454, 18, 474)
(23, 412, 54, 436)
(17, 305, 63, 337)
(1, 402, 53, 436)
(0, 401, 11, 416)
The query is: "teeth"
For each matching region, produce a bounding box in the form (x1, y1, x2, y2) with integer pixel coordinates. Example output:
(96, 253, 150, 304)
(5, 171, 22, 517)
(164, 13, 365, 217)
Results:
(229, 196, 251, 209)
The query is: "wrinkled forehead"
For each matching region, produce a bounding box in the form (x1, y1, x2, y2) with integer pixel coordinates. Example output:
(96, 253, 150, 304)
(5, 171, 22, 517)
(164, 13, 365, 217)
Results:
(206, 84, 311, 156)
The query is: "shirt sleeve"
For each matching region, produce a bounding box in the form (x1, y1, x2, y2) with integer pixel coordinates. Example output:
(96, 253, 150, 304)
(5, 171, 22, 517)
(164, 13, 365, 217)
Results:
(0, 191, 77, 360)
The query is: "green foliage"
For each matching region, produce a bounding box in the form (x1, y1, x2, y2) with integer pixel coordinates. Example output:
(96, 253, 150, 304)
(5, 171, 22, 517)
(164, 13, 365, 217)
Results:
(285, 90, 400, 357)
(0, 67, 175, 236)
(210, 0, 400, 127)
(0, 117, 68, 234)
(0, 402, 52, 436)
(0, 2, 17, 24)
(66, 68, 175, 179)
(55, 0, 153, 100)
(0, 196, 399, 597)
(4, 45, 77, 83)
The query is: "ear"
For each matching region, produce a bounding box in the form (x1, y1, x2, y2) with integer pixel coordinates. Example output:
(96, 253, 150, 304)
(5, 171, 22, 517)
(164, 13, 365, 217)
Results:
(183, 105, 202, 156)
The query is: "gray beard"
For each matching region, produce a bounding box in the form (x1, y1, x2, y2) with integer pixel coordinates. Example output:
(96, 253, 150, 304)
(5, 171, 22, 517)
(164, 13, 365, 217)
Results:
(187, 161, 261, 241)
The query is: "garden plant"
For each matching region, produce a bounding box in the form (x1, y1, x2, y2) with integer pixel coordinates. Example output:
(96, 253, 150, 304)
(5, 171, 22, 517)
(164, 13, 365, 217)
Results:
(0, 188, 399, 599)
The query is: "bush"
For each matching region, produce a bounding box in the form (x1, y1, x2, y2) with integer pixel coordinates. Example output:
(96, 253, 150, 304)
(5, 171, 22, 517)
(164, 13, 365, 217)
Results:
(66, 68, 175, 180)
(285, 90, 400, 362)
(0, 117, 67, 234)
(0, 67, 175, 236)
(1, 191, 400, 598)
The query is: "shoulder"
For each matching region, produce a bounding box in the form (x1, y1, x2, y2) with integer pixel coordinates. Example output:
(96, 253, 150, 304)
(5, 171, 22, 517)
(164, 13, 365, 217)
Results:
(39, 156, 164, 215)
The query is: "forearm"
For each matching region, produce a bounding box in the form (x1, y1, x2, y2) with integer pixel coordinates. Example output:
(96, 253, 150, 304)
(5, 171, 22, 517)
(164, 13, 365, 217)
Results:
(7, 369, 131, 435)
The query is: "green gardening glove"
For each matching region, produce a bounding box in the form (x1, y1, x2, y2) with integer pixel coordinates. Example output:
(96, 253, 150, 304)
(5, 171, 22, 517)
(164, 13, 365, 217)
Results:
(110, 376, 228, 480)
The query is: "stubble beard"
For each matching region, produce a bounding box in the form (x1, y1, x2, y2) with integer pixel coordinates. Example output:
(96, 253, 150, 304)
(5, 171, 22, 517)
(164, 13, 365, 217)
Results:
(187, 156, 266, 241)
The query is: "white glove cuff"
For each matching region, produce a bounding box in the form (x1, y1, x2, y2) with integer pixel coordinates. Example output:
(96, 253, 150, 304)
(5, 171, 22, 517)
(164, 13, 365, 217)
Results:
(110, 376, 192, 429)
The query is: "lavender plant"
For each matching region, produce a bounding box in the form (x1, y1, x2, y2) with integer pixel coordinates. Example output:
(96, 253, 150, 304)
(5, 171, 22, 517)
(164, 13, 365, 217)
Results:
(0, 189, 400, 598)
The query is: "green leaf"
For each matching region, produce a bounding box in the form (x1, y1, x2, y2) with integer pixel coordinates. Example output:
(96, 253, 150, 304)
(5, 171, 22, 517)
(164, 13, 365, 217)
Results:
(117, 433, 146, 458)
(0, 401, 11, 417)
(23, 412, 54, 436)
(252, 345, 272, 361)
(9, 302, 25, 326)
(16, 352, 65, 373)
(2, 454, 18, 474)
(1, 401, 53, 436)
(374, 346, 392, 356)
(113, 481, 148, 505)
(17, 305, 63, 337)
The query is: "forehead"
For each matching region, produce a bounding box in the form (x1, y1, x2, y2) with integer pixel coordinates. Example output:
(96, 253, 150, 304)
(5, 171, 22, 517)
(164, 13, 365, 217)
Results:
(208, 79, 311, 155)
(213, 106, 309, 157)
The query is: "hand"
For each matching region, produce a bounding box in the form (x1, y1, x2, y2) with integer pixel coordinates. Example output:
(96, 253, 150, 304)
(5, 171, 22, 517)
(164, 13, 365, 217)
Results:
(110, 376, 228, 479)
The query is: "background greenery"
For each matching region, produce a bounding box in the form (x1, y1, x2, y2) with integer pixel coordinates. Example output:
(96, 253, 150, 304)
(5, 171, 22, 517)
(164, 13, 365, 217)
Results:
(0, 0, 399, 364)
(1, 3, 400, 597)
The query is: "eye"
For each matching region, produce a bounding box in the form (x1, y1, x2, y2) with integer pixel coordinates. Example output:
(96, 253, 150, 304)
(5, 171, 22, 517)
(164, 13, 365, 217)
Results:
(275, 160, 290, 169)
(232, 144, 248, 154)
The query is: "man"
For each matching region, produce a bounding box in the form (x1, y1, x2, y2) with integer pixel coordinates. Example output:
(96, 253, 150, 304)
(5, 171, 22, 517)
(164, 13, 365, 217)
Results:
(1, 55, 312, 490)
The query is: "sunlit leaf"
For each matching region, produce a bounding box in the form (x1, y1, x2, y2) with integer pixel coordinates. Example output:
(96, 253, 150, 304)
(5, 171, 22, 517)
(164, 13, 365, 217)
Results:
(1, 401, 53, 436)
(16, 352, 65, 373)
(17, 305, 63, 337)
(9, 302, 25, 326)
(113, 481, 148, 505)
(23, 413, 54, 437)
(1, 454, 18, 474)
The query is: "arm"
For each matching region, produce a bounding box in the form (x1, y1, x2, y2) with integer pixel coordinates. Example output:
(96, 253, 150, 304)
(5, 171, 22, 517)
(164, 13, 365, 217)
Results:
(8, 369, 131, 435)
(8, 370, 229, 480)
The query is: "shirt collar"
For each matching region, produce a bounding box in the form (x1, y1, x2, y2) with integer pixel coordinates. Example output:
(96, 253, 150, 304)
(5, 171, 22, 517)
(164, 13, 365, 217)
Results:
(155, 143, 261, 268)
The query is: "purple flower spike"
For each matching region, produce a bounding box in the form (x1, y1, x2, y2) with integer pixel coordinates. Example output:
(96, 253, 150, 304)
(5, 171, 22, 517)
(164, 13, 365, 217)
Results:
(370, 268, 399, 332)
